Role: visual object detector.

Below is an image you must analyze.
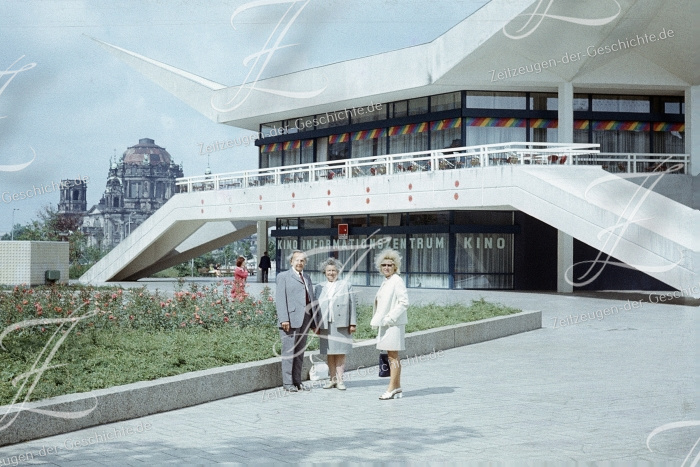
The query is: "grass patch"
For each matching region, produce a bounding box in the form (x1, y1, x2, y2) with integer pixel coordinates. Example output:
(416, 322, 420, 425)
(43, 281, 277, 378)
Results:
(0, 285, 519, 405)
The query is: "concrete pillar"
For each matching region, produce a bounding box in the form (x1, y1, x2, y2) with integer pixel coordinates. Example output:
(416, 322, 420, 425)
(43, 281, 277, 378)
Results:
(256, 220, 268, 283)
(558, 230, 574, 293)
(686, 86, 699, 176)
(558, 82, 574, 144)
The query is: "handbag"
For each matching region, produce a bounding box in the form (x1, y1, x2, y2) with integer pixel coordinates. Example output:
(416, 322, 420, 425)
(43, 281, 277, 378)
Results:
(309, 354, 329, 381)
(378, 352, 390, 377)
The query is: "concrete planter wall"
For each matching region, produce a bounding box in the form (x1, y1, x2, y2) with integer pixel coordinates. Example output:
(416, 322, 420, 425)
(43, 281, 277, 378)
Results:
(0, 310, 540, 447)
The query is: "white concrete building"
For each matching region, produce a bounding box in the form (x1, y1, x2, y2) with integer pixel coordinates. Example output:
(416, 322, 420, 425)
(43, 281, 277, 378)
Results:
(82, 0, 698, 294)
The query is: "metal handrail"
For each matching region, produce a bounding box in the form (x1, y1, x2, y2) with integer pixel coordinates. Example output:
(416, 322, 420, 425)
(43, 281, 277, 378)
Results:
(175, 142, 605, 193)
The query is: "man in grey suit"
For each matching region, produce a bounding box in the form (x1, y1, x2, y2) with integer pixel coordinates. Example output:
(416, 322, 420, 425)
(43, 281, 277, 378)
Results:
(275, 250, 320, 392)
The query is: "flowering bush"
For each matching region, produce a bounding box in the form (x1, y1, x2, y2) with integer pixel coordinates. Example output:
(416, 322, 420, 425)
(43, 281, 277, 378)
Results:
(0, 282, 277, 336)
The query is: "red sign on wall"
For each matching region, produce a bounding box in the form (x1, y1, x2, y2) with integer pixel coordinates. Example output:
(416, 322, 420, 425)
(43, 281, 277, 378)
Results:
(338, 224, 348, 240)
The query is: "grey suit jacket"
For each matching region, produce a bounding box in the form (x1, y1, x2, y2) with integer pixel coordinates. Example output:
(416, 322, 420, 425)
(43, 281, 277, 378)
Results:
(275, 268, 320, 329)
(313, 280, 357, 329)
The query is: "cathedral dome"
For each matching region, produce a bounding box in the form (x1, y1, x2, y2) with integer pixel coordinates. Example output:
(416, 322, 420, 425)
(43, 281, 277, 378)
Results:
(122, 138, 172, 165)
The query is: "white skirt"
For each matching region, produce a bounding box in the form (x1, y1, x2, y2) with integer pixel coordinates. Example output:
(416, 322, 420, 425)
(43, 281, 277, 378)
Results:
(376, 324, 405, 351)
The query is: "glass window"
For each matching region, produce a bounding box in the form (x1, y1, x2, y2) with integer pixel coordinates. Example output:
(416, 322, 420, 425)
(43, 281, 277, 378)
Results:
(129, 182, 141, 198)
(455, 233, 514, 289)
(300, 217, 331, 229)
(664, 102, 681, 114)
(351, 128, 388, 159)
(284, 147, 301, 166)
(282, 120, 298, 135)
(431, 92, 461, 112)
(292, 116, 315, 132)
(529, 119, 558, 143)
(430, 119, 462, 151)
(408, 97, 429, 116)
(390, 101, 408, 118)
(333, 235, 372, 286)
(260, 122, 283, 137)
(369, 214, 387, 227)
(454, 211, 513, 225)
(282, 140, 313, 165)
(276, 218, 298, 230)
(530, 93, 557, 111)
(316, 110, 350, 129)
(332, 215, 368, 228)
(573, 94, 589, 111)
(327, 134, 349, 161)
(653, 125, 684, 153)
(591, 121, 650, 152)
(408, 212, 450, 225)
(407, 233, 449, 288)
(592, 95, 650, 113)
(388, 123, 429, 154)
(466, 91, 526, 109)
(352, 102, 386, 123)
(260, 144, 282, 168)
(465, 119, 526, 146)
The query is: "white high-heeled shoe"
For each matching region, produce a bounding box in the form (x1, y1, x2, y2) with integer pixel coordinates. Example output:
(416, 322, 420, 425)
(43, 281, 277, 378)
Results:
(379, 388, 402, 400)
(323, 380, 337, 389)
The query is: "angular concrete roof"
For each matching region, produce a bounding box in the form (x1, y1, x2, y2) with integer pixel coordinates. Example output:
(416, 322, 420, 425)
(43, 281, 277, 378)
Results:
(91, 0, 696, 131)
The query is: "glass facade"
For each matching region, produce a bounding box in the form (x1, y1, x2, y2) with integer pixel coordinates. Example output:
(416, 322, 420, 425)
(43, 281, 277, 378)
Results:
(273, 212, 517, 290)
(259, 90, 684, 168)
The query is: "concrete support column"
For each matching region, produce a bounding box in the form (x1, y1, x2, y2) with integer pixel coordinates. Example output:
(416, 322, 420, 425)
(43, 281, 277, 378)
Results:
(686, 86, 699, 176)
(256, 220, 268, 283)
(558, 82, 574, 144)
(558, 230, 574, 293)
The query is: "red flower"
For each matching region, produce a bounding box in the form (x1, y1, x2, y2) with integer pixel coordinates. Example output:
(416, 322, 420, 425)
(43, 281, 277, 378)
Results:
(223, 317, 229, 323)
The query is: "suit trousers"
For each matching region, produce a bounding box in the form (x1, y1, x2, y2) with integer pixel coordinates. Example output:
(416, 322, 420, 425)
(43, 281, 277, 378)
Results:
(279, 311, 314, 387)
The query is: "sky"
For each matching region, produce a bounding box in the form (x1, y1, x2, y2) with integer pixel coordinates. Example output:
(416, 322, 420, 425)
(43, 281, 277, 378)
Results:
(0, 0, 489, 234)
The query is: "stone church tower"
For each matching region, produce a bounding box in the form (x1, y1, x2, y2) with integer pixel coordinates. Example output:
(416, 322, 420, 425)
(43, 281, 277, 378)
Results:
(57, 178, 88, 215)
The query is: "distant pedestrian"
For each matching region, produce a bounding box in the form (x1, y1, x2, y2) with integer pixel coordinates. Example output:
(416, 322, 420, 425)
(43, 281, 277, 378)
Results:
(259, 251, 272, 283)
(234, 256, 249, 284)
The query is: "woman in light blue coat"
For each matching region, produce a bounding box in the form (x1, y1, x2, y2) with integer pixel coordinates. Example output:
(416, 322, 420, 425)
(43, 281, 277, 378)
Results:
(370, 248, 409, 400)
(314, 258, 357, 390)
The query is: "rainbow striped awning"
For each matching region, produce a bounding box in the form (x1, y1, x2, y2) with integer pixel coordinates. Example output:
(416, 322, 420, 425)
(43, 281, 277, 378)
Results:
(328, 133, 350, 144)
(591, 121, 650, 132)
(465, 117, 526, 128)
(260, 143, 281, 152)
(352, 128, 387, 141)
(574, 120, 589, 130)
(530, 119, 558, 129)
(282, 140, 300, 150)
(653, 122, 685, 132)
(388, 122, 429, 136)
(430, 118, 462, 131)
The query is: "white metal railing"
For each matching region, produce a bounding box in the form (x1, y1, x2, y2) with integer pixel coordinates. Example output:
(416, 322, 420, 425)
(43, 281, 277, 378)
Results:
(571, 152, 689, 175)
(176, 142, 606, 193)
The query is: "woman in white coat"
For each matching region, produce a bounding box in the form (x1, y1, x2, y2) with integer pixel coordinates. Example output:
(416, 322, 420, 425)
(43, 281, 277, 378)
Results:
(370, 249, 409, 400)
(314, 258, 357, 390)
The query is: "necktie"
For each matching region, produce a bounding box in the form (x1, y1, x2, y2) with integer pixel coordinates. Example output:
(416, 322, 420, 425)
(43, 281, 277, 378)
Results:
(299, 273, 310, 304)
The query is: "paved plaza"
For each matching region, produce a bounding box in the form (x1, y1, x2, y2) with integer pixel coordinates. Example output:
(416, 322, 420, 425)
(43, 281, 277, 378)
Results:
(0, 281, 697, 465)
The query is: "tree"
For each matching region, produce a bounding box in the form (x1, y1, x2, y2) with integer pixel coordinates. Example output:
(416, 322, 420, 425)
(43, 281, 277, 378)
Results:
(0, 204, 104, 278)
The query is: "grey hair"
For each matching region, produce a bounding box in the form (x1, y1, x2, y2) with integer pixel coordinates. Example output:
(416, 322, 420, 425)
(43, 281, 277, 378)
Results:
(288, 250, 306, 263)
(319, 257, 342, 274)
(374, 248, 402, 274)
